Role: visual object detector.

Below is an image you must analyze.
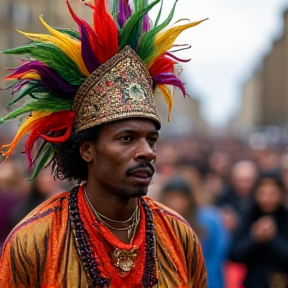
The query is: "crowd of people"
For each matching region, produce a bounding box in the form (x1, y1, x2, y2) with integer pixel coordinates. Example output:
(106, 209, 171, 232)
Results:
(151, 134, 288, 288)
(1, 133, 288, 288)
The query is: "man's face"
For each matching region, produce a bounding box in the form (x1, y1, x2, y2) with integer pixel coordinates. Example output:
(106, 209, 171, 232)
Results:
(87, 118, 159, 198)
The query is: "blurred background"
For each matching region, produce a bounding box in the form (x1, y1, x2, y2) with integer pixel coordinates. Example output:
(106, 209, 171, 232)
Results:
(1, 0, 288, 287)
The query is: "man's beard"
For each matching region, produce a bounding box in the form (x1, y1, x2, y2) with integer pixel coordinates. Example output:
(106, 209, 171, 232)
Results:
(118, 186, 148, 198)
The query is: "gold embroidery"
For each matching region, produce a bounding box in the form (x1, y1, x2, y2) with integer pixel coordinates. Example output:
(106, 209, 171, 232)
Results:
(73, 46, 160, 132)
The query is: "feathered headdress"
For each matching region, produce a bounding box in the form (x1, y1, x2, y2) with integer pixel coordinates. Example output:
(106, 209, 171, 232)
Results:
(0, 0, 206, 180)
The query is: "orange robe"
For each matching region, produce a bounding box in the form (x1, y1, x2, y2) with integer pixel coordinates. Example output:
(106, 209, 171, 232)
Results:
(0, 186, 207, 288)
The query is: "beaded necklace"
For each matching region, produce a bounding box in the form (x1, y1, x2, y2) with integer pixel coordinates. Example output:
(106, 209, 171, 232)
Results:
(68, 185, 158, 287)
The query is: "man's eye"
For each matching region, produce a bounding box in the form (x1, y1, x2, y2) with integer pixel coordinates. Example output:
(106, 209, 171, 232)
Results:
(148, 138, 157, 145)
(121, 136, 133, 141)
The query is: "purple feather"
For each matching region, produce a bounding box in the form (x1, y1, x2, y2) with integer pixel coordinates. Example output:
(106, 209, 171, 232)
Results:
(9, 61, 78, 99)
(12, 79, 30, 94)
(142, 15, 150, 33)
(165, 52, 191, 63)
(66, 0, 99, 72)
(117, 0, 132, 28)
(153, 73, 187, 95)
(79, 22, 100, 73)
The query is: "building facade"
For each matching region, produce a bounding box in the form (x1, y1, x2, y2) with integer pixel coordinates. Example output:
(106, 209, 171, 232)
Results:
(234, 9, 288, 131)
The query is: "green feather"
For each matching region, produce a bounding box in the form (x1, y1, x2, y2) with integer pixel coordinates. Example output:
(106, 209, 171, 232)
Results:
(133, 0, 148, 12)
(138, 0, 178, 64)
(9, 82, 47, 106)
(2, 42, 85, 85)
(28, 142, 54, 181)
(54, 27, 81, 40)
(34, 141, 50, 162)
(119, 0, 161, 50)
(0, 96, 73, 124)
(154, 0, 164, 27)
(111, 0, 119, 24)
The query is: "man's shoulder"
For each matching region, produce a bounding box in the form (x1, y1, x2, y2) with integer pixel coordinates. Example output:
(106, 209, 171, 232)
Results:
(143, 197, 200, 259)
(21, 191, 69, 220)
(0, 191, 73, 279)
(8, 191, 70, 240)
(143, 196, 191, 228)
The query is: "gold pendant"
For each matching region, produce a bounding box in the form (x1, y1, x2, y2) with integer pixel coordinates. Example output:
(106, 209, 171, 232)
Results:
(111, 247, 138, 277)
(127, 224, 134, 240)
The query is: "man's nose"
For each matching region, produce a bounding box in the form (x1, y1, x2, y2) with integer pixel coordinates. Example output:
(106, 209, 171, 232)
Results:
(134, 140, 156, 162)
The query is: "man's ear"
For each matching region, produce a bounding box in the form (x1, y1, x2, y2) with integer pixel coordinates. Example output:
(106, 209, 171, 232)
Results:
(79, 141, 94, 163)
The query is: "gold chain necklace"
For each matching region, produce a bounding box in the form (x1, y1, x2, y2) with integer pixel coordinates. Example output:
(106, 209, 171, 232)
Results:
(84, 188, 140, 240)
(84, 188, 141, 275)
(96, 204, 138, 224)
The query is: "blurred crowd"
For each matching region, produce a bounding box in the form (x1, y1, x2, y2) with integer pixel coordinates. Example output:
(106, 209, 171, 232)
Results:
(149, 135, 288, 288)
(1, 133, 288, 288)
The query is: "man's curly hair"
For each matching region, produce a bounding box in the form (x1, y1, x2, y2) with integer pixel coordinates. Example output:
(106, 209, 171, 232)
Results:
(52, 125, 102, 183)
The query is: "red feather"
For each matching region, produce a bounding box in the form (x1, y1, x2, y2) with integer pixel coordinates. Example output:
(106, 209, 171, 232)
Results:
(67, 1, 100, 62)
(25, 111, 75, 166)
(149, 56, 177, 78)
(86, 0, 119, 63)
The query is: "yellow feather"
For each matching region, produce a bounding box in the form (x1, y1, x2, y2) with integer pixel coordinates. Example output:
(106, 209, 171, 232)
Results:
(157, 85, 173, 122)
(22, 73, 41, 81)
(148, 19, 207, 68)
(30, 111, 51, 119)
(39, 16, 89, 76)
(16, 16, 89, 76)
(1, 111, 51, 158)
(155, 19, 207, 47)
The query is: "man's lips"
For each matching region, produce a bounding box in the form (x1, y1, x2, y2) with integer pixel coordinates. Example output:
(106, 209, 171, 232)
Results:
(128, 167, 154, 185)
(129, 168, 153, 178)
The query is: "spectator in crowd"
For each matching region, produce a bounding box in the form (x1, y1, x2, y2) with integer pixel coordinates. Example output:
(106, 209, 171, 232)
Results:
(230, 172, 288, 288)
(10, 167, 65, 228)
(0, 159, 30, 248)
(252, 147, 281, 174)
(174, 161, 211, 206)
(161, 176, 230, 288)
(216, 159, 259, 231)
(208, 150, 231, 182)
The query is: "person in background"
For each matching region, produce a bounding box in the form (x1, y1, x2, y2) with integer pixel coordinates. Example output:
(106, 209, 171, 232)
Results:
(216, 159, 259, 231)
(230, 172, 288, 288)
(10, 167, 65, 228)
(0, 159, 30, 248)
(161, 176, 230, 288)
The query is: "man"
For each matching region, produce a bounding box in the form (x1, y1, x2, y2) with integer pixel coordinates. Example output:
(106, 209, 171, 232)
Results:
(216, 159, 259, 230)
(0, 0, 207, 287)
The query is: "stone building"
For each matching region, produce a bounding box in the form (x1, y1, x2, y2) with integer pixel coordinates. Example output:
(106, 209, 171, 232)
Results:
(234, 9, 288, 131)
(156, 89, 209, 137)
(0, 0, 91, 104)
(0, 0, 92, 143)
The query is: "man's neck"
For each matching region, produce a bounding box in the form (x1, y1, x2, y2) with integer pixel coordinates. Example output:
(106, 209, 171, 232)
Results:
(85, 182, 138, 222)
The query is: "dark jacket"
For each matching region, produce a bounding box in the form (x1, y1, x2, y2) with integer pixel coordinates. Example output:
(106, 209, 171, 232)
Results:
(215, 185, 253, 219)
(229, 203, 288, 288)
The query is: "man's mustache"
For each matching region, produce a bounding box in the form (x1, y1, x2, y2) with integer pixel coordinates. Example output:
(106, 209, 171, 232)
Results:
(126, 162, 155, 176)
